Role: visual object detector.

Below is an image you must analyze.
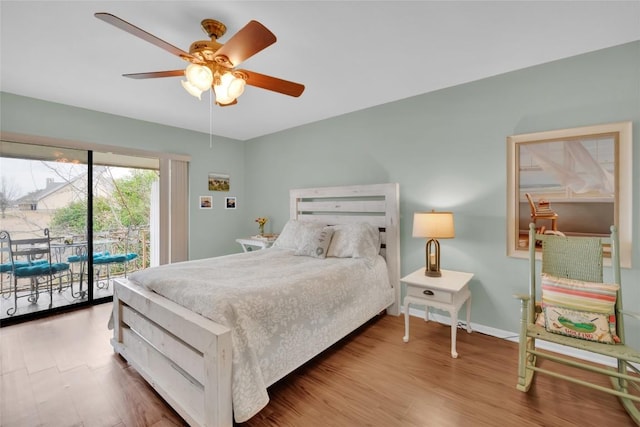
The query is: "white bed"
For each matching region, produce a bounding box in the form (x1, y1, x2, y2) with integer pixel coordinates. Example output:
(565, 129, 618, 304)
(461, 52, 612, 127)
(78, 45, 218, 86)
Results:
(110, 183, 400, 427)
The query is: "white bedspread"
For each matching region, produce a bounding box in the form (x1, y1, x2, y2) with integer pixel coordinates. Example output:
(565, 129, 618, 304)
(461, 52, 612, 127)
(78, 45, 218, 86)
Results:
(127, 248, 393, 422)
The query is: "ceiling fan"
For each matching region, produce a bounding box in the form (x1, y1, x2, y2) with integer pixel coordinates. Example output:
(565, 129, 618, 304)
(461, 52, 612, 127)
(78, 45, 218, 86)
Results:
(95, 12, 305, 106)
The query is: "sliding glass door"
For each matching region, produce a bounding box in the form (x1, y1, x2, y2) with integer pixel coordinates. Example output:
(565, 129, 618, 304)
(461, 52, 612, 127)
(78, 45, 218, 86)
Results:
(1, 141, 89, 320)
(0, 141, 158, 323)
(90, 152, 159, 302)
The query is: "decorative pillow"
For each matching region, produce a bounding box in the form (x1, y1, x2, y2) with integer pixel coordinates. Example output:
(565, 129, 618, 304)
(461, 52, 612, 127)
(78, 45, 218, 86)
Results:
(294, 226, 334, 259)
(535, 310, 546, 328)
(540, 273, 620, 344)
(326, 223, 380, 260)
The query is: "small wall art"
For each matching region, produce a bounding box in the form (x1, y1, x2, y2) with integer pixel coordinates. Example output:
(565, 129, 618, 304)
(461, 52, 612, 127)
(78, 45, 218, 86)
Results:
(208, 173, 230, 191)
(199, 196, 212, 209)
(225, 197, 237, 209)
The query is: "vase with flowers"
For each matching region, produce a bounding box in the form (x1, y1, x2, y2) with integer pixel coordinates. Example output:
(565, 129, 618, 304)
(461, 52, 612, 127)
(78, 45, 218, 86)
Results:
(255, 217, 268, 236)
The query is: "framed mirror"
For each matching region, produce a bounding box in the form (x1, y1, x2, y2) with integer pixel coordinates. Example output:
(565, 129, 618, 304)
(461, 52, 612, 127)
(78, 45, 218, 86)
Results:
(507, 121, 632, 267)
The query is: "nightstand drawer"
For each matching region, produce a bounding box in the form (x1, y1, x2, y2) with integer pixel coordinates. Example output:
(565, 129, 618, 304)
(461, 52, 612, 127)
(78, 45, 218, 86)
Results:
(406, 285, 453, 304)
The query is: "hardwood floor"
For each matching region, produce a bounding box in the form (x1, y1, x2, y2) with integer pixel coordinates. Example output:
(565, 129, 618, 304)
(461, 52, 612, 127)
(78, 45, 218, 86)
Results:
(0, 303, 636, 426)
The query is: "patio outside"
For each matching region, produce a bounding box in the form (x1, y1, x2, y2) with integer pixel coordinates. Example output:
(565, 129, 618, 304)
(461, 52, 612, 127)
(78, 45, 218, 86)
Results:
(0, 158, 156, 320)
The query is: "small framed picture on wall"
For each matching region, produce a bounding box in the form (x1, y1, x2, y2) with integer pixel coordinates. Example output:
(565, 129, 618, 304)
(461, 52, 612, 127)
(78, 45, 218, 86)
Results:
(208, 173, 230, 191)
(199, 196, 212, 209)
(225, 197, 237, 209)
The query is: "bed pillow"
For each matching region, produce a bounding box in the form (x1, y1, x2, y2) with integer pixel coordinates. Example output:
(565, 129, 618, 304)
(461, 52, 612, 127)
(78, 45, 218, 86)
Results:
(272, 220, 304, 249)
(294, 226, 334, 259)
(540, 273, 620, 344)
(273, 220, 333, 256)
(326, 223, 380, 260)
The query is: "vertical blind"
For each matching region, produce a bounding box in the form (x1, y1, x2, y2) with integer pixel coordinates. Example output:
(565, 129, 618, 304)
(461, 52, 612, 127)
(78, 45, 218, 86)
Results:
(169, 158, 189, 263)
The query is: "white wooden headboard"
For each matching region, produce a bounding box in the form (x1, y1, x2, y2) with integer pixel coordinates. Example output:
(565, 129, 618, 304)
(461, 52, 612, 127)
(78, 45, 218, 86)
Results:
(289, 183, 401, 315)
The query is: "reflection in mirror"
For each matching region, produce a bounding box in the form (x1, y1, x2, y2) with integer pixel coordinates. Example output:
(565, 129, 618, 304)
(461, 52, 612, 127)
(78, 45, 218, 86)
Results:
(507, 122, 632, 268)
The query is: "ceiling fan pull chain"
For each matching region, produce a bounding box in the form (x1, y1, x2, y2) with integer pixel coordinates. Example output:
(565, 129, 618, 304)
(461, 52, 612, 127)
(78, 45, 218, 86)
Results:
(209, 90, 213, 149)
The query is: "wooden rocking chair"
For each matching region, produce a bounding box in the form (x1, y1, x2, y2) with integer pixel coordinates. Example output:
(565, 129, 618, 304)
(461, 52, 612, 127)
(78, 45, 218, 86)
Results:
(514, 223, 640, 424)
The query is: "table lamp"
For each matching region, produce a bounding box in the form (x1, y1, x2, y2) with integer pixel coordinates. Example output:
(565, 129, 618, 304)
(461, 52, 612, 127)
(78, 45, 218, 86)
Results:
(412, 211, 455, 277)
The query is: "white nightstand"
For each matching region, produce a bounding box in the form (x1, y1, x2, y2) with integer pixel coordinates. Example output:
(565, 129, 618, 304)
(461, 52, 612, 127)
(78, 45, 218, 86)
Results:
(236, 236, 276, 252)
(401, 268, 473, 358)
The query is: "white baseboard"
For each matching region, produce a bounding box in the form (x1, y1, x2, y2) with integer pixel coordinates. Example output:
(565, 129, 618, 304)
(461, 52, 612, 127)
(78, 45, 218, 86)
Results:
(406, 307, 635, 369)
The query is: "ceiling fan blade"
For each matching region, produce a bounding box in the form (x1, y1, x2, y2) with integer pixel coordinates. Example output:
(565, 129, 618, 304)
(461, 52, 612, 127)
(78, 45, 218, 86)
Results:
(214, 21, 276, 68)
(238, 70, 305, 97)
(123, 70, 185, 79)
(95, 12, 201, 63)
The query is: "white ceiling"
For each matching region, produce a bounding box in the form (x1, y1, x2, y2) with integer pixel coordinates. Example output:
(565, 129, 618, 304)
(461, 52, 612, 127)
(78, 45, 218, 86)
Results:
(2, 1, 639, 141)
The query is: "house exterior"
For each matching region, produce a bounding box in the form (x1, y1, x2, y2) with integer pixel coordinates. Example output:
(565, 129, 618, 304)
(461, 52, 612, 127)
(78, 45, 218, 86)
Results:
(16, 178, 72, 212)
(14, 168, 114, 212)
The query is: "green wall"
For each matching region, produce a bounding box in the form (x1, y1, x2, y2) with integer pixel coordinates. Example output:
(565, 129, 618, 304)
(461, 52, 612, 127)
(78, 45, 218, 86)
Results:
(243, 41, 640, 345)
(2, 41, 638, 344)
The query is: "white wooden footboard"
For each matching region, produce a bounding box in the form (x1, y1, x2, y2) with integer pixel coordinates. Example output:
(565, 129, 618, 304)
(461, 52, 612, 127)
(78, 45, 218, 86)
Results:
(109, 183, 400, 425)
(111, 278, 233, 427)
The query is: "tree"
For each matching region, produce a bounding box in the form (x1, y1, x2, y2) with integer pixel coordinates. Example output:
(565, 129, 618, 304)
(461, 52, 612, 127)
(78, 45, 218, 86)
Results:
(50, 196, 115, 235)
(0, 177, 21, 219)
(50, 169, 157, 235)
(111, 170, 157, 227)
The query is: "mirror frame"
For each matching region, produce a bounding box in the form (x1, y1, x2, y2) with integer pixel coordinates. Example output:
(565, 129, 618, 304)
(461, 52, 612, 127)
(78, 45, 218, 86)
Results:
(507, 121, 632, 268)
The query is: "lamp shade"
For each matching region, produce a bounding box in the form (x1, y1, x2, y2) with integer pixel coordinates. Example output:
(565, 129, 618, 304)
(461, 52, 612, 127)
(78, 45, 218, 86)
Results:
(185, 64, 213, 91)
(412, 211, 455, 239)
(214, 71, 246, 105)
(181, 80, 204, 100)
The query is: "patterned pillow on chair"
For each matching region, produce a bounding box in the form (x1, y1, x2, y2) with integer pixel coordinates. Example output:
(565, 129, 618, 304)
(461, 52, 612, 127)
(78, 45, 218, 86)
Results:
(540, 273, 620, 344)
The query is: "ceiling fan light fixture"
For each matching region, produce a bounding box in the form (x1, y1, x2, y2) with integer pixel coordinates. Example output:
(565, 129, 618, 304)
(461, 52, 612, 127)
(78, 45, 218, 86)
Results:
(214, 71, 246, 104)
(228, 76, 246, 99)
(213, 87, 234, 105)
(181, 80, 204, 100)
(216, 98, 236, 107)
(95, 13, 305, 107)
(184, 64, 213, 91)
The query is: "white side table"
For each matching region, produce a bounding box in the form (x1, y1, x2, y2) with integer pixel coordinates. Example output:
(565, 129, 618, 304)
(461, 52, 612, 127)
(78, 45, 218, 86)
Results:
(401, 268, 473, 358)
(236, 237, 275, 252)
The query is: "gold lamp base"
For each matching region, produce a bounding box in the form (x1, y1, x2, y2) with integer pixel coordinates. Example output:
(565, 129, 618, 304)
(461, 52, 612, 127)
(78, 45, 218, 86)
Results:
(425, 268, 442, 277)
(424, 238, 441, 277)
